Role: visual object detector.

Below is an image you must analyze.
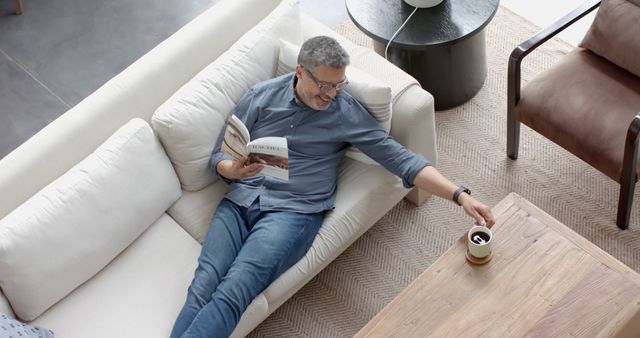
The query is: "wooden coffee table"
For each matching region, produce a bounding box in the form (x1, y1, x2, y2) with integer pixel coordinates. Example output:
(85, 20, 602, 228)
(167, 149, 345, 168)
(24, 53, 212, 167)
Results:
(355, 193, 640, 337)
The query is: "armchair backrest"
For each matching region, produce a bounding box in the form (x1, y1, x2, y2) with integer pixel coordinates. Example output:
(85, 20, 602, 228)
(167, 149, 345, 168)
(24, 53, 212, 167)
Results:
(579, 0, 640, 77)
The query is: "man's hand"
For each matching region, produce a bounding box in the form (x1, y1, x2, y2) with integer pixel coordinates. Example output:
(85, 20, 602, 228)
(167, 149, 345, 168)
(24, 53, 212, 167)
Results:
(413, 166, 495, 227)
(457, 193, 495, 228)
(216, 157, 263, 180)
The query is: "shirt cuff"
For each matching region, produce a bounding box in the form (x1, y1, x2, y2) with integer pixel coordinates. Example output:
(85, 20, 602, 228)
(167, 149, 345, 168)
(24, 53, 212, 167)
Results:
(211, 152, 234, 183)
(402, 158, 431, 189)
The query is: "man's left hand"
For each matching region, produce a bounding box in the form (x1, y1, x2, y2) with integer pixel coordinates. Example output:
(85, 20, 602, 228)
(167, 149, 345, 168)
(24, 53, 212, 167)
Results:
(458, 193, 495, 228)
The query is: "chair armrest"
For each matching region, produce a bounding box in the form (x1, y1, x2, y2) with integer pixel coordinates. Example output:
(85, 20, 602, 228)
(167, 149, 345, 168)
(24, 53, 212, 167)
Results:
(510, 0, 600, 64)
(507, 0, 601, 158)
(618, 112, 640, 228)
(508, 0, 600, 107)
(622, 113, 640, 183)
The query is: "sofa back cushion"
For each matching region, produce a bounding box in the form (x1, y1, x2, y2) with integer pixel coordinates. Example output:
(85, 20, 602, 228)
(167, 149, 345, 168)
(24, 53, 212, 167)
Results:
(0, 119, 182, 321)
(579, 0, 640, 77)
(276, 39, 392, 165)
(152, 0, 303, 191)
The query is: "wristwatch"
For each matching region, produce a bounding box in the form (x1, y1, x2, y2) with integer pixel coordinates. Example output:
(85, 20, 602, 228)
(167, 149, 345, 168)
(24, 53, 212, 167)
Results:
(452, 186, 471, 206)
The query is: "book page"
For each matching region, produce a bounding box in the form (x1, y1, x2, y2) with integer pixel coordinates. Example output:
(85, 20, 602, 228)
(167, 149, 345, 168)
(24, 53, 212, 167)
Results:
(220, 114, 251, 160)
(247, 137, 289, 181)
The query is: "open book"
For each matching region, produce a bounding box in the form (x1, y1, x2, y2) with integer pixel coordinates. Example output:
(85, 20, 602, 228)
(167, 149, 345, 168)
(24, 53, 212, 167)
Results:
(220, 114, 289, 181)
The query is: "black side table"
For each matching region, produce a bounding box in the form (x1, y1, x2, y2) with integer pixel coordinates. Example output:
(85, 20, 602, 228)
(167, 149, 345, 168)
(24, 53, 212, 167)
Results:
(346, 0, 499, 110)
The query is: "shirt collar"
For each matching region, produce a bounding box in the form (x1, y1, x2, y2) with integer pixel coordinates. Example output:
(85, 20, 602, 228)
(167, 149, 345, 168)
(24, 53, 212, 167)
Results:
(287, 73, 304, 107)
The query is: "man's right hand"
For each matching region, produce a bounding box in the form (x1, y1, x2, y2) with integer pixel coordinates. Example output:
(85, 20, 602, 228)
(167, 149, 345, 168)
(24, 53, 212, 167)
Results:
(216, 157, 263, 180)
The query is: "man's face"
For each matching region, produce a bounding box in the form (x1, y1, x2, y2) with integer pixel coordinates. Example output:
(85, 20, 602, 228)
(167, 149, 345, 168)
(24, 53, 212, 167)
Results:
(294, 64, 347, 111)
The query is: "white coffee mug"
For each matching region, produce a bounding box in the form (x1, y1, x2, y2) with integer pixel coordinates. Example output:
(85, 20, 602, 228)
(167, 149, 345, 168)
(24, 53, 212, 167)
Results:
(467, 225, 492, 258)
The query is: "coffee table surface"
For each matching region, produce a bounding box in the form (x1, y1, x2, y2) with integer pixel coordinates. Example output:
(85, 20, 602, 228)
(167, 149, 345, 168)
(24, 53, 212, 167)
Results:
(355, 193, 640, 337)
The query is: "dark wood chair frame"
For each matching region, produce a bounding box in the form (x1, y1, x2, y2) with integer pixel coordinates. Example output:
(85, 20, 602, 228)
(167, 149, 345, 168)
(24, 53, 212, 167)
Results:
(507, 0, 640, 229)
(15, 0, 22, 14)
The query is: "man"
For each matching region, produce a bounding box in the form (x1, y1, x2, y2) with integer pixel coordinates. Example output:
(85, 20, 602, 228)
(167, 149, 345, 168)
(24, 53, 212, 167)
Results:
(171, 36, 494, 338)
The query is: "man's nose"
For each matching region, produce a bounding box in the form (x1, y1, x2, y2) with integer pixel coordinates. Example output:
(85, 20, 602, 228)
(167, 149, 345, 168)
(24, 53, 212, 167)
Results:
(323, 86, 338, 97)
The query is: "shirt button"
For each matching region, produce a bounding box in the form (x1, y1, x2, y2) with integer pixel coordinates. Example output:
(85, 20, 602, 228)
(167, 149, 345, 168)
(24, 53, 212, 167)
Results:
(290, 124, 294, 128)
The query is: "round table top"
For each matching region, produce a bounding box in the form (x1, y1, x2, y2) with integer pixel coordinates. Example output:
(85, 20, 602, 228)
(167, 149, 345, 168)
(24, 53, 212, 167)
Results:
(345, 0, 500, 49)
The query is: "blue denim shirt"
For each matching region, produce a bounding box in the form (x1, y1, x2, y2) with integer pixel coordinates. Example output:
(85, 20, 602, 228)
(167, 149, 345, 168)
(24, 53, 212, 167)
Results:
(211, 73, 430, 213)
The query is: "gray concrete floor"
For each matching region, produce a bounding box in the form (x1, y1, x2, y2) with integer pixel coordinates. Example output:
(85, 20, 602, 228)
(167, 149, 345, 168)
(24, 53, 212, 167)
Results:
(0, 0, 223, 159)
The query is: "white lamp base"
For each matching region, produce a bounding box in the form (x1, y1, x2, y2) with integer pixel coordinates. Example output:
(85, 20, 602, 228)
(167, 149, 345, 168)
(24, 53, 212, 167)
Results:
(403, 0, 444, 8)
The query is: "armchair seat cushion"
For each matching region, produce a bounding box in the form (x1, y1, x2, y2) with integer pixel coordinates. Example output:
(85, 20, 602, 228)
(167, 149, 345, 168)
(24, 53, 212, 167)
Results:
(517, 48, 640, 182)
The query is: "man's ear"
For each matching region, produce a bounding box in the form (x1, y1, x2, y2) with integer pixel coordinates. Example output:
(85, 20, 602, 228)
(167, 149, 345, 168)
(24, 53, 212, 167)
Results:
(295, 64, 303, 78)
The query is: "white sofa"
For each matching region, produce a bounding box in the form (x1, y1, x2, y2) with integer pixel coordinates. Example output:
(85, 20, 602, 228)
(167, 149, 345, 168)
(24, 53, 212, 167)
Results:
(0, 0, 436, 336)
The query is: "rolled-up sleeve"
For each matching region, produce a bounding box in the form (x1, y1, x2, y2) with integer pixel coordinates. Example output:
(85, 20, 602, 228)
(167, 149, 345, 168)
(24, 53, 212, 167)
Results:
(340, 99, 431, 188)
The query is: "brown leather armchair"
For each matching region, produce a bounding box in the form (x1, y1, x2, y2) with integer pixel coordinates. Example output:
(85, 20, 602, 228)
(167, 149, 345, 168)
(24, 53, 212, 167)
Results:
(507, 0, 640, 229)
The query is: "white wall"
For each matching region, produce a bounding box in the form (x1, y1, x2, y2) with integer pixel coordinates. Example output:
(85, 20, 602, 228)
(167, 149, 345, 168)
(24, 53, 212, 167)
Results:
(500, 0, 596, 46)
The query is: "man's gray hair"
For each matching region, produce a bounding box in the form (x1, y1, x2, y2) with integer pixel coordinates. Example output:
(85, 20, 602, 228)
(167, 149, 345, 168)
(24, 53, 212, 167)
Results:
(297, 36, 350, 71)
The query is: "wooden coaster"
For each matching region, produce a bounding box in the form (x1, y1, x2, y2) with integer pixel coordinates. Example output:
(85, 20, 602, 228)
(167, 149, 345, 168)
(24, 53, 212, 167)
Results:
(466, 250, 492, 265)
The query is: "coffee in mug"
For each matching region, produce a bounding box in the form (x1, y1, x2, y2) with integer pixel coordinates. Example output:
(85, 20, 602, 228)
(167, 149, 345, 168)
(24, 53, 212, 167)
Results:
(467, 225, 492, 259)
(470, 231, 490, 245)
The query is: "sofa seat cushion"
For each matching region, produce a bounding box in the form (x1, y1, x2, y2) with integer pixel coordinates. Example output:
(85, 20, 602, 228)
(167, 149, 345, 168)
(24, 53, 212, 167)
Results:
(517, 49, 640, 182)
(30, 214, 201, 338)
(160, 159, 408, 338)
(0, 292, 13, 319)
(260, 158, 406, 307)
(0, 118, 182, 321)
(168, 180, 228, 243)
(152, 0, 302, 192)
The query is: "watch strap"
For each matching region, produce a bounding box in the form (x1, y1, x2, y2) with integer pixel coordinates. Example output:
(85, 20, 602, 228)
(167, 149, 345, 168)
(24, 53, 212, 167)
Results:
(453, 186, 471, 206)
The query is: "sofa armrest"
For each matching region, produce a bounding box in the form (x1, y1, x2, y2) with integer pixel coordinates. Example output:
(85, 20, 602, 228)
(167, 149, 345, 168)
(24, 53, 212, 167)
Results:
(389, 84, 437, 165)
(390, 84, 437, 205)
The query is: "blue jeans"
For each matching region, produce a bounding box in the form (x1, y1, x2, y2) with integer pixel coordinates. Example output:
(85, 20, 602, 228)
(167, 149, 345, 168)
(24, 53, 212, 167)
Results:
(170, 198, 324, 338)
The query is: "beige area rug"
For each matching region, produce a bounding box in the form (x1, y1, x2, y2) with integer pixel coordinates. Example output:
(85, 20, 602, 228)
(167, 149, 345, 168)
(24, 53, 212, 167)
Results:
(249, 6, 640, 337)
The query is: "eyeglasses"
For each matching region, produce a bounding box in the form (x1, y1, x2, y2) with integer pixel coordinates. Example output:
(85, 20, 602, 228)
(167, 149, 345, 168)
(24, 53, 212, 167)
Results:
(304, 68, 349, 94)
